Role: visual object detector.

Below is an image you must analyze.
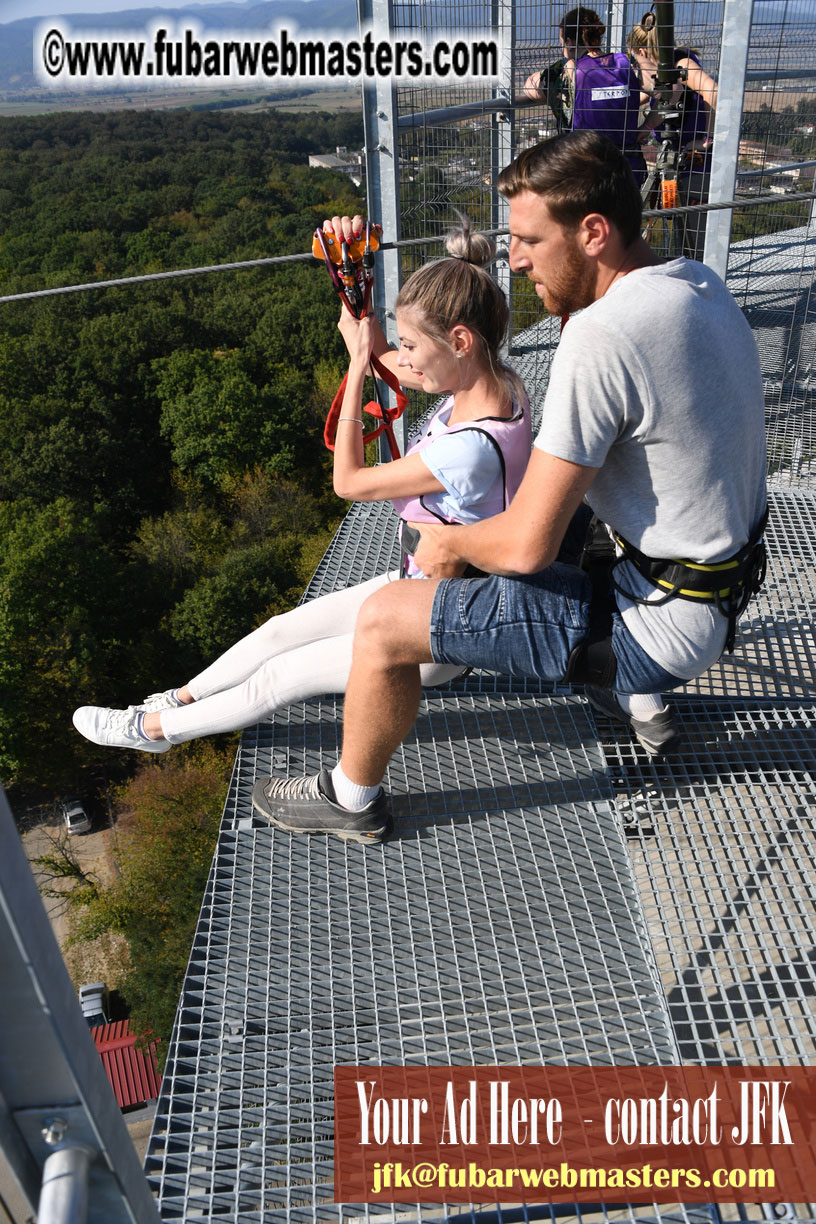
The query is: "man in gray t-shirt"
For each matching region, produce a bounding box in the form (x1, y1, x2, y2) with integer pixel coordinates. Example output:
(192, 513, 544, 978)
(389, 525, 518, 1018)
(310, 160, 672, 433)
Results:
(540, 256, 766, 680)
(251, 131, 768, 845)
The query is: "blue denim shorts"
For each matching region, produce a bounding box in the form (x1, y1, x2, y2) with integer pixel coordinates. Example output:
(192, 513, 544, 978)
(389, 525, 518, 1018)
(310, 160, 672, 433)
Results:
(429, 565, 685, 694)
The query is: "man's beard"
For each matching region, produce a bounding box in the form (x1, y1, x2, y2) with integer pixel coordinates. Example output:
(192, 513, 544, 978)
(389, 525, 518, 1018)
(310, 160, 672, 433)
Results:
(541, 240, 596, 316)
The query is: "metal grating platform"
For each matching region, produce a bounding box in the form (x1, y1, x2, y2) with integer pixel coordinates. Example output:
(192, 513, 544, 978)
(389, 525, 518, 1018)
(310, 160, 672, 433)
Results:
(147, 686, 684, 1222)
(591, 697, 816, 1067)
(683, 488, 816, 699)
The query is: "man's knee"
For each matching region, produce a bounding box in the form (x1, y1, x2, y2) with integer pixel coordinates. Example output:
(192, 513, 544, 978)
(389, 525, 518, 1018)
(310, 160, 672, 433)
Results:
(354, 581, 437, 666)
(355, 587, 398, 655)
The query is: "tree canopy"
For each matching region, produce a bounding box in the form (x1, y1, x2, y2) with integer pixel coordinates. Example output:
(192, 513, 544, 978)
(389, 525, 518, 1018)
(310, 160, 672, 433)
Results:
(0, 107, 365, 788)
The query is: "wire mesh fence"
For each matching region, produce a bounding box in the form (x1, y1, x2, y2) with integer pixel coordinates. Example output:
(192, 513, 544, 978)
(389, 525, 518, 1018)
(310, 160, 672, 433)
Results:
(380, 0, 816, 442)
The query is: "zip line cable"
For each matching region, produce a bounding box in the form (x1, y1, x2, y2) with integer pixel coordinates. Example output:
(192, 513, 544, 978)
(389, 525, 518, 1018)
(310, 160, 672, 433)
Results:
(0, 190, 813, 306)
(0, 233, 450, 305)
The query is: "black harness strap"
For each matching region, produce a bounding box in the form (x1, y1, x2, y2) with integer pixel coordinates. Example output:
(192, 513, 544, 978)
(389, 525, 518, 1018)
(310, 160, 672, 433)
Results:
(562, 507, 769, 687)
(562, 516, 618, 688)
(613, 507, 769, 652)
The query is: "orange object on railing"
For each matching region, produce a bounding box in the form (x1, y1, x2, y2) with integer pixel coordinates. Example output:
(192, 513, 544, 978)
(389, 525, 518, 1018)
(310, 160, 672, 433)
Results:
(313, 221, 407, 459)
(661, 177, 679, 209)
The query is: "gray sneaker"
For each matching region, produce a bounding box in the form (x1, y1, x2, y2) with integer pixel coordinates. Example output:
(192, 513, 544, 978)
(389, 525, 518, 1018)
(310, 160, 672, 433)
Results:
(251, 769, 392, 845)
(72, 705, 172, 753)
(584, 686, 683, 758)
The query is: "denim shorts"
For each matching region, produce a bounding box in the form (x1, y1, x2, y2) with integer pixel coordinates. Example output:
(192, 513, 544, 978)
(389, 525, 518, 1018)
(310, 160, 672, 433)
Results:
(429, 564, 685, 695)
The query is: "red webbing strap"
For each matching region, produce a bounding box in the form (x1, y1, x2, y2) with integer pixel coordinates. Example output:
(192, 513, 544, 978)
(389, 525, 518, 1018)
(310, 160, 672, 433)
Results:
(323, 351, 408, 460)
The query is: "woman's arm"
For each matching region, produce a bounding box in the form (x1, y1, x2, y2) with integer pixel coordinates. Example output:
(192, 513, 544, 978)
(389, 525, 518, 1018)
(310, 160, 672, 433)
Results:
(678, 56, 718, 129)
(637, 102, 663, 141)
(331, 314, 447, 503)
(523, 68, 547, 100)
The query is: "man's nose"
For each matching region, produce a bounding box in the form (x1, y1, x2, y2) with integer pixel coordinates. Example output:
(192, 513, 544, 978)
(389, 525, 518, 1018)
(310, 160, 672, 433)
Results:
(508, 237, 528, 271)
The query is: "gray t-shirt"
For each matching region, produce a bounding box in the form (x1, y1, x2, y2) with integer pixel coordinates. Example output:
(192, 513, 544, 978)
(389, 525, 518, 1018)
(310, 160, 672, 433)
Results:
(534, 258, 767, 679)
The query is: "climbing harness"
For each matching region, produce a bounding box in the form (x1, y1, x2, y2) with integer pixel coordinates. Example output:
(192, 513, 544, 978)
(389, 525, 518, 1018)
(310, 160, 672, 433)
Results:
(312, 222, 408, 460)
(562, 507, 769, 686)
(612, 507, 768, 653)
(393, 394, 531, 579)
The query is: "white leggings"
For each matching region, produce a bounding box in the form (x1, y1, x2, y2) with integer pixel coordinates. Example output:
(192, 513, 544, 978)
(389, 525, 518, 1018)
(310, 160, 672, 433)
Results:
(159, 571, 463, 744)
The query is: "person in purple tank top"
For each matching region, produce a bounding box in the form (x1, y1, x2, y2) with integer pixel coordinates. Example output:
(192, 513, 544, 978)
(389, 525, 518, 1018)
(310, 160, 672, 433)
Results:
(72, 216, 532, 758)
(525, 8, 648, 185)
(627, 11, 718, 259)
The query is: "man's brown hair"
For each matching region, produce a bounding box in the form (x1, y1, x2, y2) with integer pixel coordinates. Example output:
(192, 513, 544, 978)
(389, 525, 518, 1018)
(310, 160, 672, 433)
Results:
(498, 130, 643, 247)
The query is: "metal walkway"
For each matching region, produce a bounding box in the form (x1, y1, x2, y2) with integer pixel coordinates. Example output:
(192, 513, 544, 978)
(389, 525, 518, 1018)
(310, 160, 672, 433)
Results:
(145, 501, 683, 1222)
(145, 230, 816, 1224)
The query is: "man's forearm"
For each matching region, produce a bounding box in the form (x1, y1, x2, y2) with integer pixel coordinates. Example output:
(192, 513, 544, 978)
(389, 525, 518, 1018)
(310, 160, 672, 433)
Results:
(419, 511, 551, 576)
(413, 499, 562, 577)
(411, 450, 599, 579)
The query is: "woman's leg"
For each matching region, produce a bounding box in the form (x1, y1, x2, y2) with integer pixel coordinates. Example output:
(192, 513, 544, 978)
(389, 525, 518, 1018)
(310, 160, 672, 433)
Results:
(160, 633, 462, 743)
(185, 572, 400, 702)
(158, 571, 462, 743)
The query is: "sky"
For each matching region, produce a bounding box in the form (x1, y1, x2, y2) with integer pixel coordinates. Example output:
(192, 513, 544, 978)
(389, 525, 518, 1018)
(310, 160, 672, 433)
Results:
(0, 0, 223, 22)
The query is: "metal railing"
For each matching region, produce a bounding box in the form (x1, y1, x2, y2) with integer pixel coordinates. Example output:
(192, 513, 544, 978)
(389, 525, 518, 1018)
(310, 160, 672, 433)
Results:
(0, 786, 161, 1224)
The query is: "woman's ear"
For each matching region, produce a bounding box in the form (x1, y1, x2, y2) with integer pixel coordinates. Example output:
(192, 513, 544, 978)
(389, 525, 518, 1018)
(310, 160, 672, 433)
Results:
(449, 324, 475, 357)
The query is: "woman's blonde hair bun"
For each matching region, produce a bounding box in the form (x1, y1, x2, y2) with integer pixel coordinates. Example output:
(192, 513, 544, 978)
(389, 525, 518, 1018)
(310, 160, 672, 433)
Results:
(444, 211, 496, 268)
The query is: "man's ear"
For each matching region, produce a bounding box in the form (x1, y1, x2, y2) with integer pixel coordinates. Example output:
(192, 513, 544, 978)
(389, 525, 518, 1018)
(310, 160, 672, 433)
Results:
(579, 211, 612, 255)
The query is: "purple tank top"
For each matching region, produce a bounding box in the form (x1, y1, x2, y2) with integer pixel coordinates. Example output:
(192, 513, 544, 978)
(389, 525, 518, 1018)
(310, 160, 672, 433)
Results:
(572, 52, 641, 151)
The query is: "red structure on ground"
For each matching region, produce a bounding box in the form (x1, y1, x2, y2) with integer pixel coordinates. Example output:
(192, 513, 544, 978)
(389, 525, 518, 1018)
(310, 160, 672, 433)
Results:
(91, 1020, 161, 1110)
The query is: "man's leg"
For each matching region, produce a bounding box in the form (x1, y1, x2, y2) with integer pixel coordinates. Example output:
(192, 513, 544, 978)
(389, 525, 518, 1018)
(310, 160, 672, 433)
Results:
(253, 564, 594, 841)
(250, 579, 439, 844)
(339, 579, 439, 786)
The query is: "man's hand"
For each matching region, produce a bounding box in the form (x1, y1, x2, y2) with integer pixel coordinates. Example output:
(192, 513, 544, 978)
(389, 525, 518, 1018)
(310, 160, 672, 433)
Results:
(410, 521, 467, 578)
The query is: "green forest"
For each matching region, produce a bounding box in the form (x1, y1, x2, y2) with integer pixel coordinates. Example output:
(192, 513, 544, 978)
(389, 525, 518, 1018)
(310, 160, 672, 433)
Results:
(0, 108, 366, 795)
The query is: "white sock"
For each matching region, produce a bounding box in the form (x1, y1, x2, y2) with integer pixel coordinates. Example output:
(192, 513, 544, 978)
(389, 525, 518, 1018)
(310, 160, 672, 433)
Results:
(331, 762, 382, 811)
(616, 692, 667, 721)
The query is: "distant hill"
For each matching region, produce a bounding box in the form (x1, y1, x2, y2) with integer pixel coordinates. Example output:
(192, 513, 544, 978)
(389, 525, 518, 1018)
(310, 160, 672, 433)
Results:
(0, 0, 357, 95)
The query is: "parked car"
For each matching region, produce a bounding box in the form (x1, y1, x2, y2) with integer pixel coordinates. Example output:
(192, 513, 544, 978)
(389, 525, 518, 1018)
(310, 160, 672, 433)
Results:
(61, 796, 91, 834)
(79, 982, 110, 1026)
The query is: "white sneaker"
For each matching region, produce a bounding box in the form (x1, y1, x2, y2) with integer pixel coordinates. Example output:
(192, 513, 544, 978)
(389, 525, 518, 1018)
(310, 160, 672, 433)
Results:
(137, 690, 180, 713)
(72, 705, 172, 753)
